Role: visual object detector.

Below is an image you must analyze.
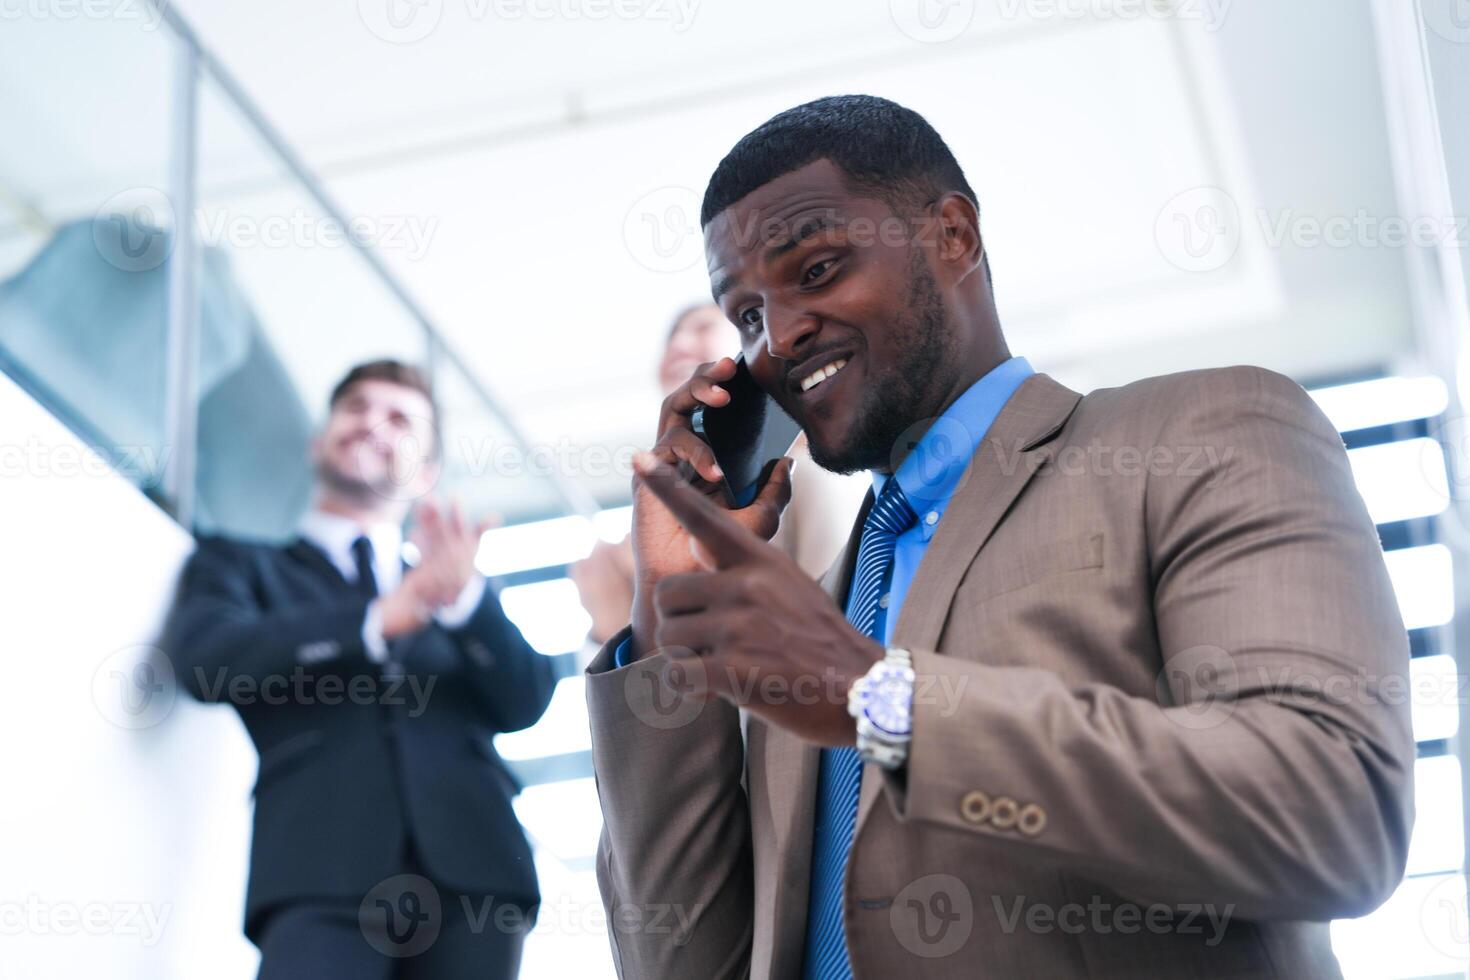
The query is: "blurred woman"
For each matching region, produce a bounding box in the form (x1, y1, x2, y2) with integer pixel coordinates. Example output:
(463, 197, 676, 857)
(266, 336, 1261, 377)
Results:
(571, 303, 868, 644)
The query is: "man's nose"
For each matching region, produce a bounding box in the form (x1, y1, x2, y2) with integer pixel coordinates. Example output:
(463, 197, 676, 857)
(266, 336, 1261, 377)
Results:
(358, 408, 392, 440)
(763, 305, 819, 361)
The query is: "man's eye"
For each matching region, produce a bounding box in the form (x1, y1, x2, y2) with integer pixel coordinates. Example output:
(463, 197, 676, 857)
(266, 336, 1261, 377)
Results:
(802, 259, 834, 284)
(739, 307, 763, 329)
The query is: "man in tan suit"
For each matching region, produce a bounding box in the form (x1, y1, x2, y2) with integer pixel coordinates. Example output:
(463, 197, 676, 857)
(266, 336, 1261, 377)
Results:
(586, 95, 1414, 978)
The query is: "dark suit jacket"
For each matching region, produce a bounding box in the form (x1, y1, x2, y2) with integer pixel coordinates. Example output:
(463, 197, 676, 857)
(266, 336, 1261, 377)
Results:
(162, 534, 558, 940)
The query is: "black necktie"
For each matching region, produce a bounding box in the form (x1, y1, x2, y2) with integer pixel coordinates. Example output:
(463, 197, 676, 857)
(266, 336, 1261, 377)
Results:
(350, 536, 378, 598)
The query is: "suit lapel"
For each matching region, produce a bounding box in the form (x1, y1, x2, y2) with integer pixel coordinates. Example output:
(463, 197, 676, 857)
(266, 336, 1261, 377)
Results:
(762, 490, 871, 974)
(288, 538, 419, 663)
(760, 377, 1082, 964)
(853, 374, 1082, 830)
(286, 537, 352, 590)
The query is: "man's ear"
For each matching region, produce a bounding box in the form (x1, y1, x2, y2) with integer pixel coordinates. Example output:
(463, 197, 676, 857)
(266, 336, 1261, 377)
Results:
(934, 193, 984, 283)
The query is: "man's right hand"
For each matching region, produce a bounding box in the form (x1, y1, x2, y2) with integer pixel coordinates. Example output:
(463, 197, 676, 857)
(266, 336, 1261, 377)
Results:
(379, 572, 434, 640)
(380, 499, 491, 640)
(628, 356, 794, 660)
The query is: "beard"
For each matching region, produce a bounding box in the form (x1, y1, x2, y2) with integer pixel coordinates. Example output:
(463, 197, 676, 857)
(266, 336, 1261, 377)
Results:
(807, 250, 953, 475)
(315, 454, 391, 503)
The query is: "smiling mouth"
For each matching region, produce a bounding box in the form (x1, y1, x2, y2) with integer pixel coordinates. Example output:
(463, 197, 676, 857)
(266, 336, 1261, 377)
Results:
(345, 435, 386, 456)
(798, 357, 850, 394)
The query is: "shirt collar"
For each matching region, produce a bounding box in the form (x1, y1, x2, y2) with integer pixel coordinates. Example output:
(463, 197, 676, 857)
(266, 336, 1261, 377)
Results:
(872, 356, 1034, 540)
(298, 508, 403, 582)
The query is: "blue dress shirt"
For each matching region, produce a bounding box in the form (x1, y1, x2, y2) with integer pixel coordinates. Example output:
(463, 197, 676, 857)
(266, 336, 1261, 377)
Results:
(867, 355, 1033, 644)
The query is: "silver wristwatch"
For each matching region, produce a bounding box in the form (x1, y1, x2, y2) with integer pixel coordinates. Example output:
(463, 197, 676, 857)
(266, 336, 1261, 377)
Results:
(847, 648, 915, 770)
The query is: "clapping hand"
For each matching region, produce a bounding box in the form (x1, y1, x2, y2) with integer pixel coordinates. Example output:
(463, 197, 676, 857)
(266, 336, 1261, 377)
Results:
(381, 499, 492, 638)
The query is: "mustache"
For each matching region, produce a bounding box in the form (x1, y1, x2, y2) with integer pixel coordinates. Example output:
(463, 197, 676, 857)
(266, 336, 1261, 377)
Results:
(337, 430, 389, 452)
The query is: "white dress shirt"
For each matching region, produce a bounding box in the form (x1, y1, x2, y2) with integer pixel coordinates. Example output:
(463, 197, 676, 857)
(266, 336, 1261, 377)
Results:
(298, 509, 486, 663)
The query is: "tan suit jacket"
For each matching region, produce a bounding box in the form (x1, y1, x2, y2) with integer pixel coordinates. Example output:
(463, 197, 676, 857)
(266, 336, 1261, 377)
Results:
(586, 367, 1415, 979)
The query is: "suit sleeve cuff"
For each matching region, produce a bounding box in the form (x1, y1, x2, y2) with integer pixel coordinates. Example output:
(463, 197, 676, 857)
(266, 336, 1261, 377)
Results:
(435, 574, 487, 630)
(612, 635, 635, 669)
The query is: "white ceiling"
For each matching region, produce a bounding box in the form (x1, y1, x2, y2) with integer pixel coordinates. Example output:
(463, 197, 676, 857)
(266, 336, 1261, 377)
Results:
(1, 0, 1423, 507)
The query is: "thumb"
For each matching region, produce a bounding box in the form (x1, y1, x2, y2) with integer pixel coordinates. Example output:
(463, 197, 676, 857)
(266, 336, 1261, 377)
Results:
(753, 455, 796, 514)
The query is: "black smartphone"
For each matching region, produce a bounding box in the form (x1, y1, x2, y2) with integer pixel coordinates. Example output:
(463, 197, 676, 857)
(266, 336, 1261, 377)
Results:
(691, 354, 803, 508)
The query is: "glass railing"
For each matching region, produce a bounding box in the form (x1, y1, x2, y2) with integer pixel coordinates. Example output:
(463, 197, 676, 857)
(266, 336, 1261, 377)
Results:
(0, 4, 590, 540)
(0, 14, 177, 504)
(0, 11, 612, 973)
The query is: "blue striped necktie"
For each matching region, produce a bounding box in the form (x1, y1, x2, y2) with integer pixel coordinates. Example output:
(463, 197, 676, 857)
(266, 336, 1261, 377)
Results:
(802, 479, 919, 980)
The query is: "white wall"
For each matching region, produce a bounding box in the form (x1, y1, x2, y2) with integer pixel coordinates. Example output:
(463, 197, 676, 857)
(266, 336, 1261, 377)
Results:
(0, 372, 257, 978)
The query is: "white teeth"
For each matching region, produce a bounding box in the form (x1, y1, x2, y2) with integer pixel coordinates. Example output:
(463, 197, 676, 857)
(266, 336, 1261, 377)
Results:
(800, 358, 849, 393)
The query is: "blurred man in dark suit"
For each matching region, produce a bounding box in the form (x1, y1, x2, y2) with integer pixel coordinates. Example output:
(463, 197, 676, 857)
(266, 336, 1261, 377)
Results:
(164, 359, 556, 979)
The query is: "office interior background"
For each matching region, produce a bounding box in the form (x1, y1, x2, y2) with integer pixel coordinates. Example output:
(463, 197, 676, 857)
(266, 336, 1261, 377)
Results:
(3, 0, 1470, 976)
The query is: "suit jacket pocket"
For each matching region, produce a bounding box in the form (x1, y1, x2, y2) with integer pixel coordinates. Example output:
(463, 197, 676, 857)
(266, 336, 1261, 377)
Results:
(964, 531, 1105, 606)
(251, 729, 324, 797)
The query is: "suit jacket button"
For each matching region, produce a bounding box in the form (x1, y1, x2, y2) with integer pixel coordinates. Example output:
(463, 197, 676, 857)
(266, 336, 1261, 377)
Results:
(468, 641, 493, 667)
(296, 640, 339, 664)
(990, 796, 1019, 830)
(960, 790, 991, 824)
(1018, 803, 1048, 837)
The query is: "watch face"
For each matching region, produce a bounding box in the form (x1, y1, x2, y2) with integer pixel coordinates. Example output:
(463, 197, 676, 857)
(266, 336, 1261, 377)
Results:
(863, 664, 914, 736)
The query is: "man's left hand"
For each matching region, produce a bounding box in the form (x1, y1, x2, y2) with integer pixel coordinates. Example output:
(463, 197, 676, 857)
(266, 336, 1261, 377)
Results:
(411, 499, 492, 609)
(636, 452, 882, 747)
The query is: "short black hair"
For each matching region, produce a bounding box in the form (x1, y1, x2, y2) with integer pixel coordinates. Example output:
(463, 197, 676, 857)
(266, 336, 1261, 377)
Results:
(329, 358, 438, 425)
(700, 94, 978, 227)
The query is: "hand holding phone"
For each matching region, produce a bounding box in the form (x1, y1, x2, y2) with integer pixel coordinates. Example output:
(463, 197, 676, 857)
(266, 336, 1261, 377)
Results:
(691, 354, 803, 508)
(626, 356, 796, 661)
